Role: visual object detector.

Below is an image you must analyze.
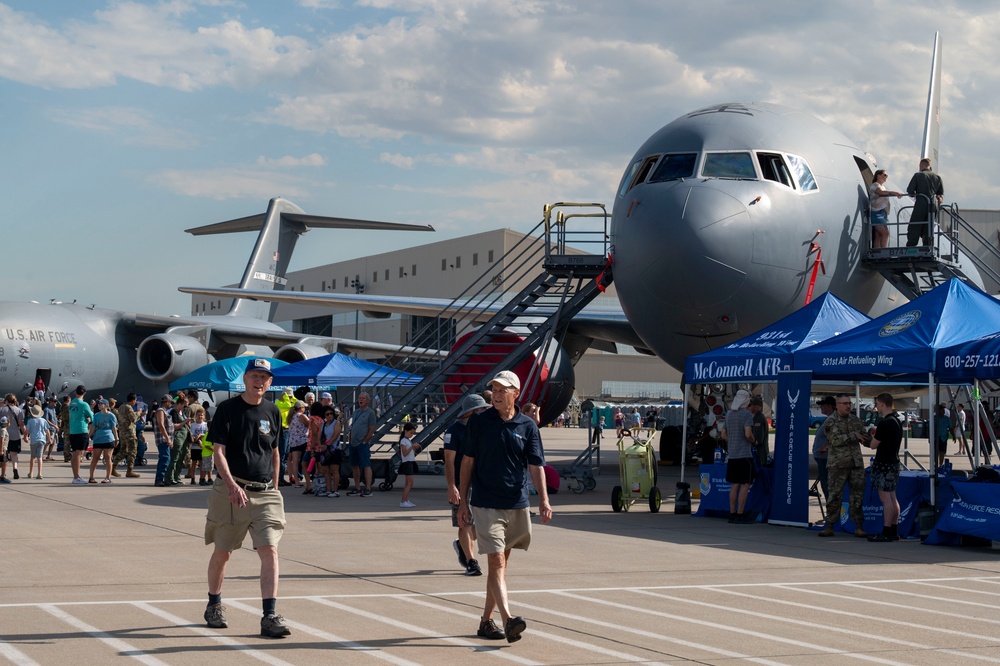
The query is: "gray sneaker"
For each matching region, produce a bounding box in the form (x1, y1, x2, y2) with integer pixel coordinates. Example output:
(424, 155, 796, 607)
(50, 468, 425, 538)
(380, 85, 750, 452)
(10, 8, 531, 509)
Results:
(260, 613, 291, 638)
(204, 603, 227, 629)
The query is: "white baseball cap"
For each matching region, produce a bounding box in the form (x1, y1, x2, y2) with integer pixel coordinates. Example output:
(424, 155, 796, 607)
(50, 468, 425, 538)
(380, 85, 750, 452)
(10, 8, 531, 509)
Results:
(488, 370, 520, 390)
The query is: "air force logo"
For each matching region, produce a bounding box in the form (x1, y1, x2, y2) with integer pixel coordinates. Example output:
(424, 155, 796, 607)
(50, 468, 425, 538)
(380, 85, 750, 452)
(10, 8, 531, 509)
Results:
(879, 310, 921, 337)
(259, 420, 272, 435)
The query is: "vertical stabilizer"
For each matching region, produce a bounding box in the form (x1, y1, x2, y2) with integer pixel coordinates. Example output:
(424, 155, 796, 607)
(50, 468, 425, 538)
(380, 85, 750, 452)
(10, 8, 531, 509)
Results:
(230, 197, 307, 319)
(920, 32, 942, 166)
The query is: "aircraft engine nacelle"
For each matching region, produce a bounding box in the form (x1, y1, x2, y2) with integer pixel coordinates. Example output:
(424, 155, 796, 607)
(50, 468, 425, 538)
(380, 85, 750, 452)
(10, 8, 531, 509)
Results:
(273, 344, 329, 364)
(136, 334, 211, 383)
(442, 330, 576, 426)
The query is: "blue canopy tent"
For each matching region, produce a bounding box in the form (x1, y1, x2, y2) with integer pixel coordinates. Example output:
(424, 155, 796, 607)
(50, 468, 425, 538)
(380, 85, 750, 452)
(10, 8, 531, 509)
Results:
(169, 356, 289, 392)
(684, 292, 870, 384)
(793, 279, 1000, 508)
(270, 352, 422, 389)
(935, 332, 1000, 468)
(680, 292, 870, 516)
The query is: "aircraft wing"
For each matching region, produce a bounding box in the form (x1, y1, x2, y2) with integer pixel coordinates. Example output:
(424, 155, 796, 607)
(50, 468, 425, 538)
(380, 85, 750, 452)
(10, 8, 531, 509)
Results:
(178, 286, 653, 355)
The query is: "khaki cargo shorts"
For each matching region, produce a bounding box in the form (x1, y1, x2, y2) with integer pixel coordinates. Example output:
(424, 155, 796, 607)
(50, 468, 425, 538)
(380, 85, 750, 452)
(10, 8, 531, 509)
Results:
(471, 506, 532, 555)
(205, 478, 286, 551)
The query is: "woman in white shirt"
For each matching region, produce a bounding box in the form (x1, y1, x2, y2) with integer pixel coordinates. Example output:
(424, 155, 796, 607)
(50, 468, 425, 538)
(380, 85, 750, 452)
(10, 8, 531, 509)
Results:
(870, 169, 905, 249)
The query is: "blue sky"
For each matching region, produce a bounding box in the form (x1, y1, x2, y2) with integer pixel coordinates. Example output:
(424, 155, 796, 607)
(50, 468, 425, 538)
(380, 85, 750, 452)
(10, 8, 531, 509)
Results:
(2, 1, 999, 314)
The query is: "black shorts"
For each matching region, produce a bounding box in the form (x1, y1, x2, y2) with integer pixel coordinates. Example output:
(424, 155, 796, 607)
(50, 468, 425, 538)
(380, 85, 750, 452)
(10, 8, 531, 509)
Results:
(726, 457, 754, 484)
(321, 449, 343, 466)
(6, 439, 21, 454)
(398, 461, 418, 476)
(70, 433, 90, 452)
(289, 444, 306, 454)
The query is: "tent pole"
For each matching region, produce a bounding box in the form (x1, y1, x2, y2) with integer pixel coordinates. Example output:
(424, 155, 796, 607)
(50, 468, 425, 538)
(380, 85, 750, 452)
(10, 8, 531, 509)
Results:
(854, 382, 860, 417)
(974, 379, 981, 468)
(680, 383, 690, 484)
(929, 372, 937, 509)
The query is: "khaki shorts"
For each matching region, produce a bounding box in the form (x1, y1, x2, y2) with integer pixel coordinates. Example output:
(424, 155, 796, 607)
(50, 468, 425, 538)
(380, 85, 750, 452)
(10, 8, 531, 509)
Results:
(471, 506, 532, 555)
(205, 478, 286, 551)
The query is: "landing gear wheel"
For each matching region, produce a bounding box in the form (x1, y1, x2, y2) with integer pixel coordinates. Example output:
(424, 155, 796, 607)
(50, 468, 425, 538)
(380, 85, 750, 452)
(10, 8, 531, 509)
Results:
(611, 485, 624, 513)
(649, 486, 662, 513)
(570, 478, 586, 494)
(584, 476, 597, 491)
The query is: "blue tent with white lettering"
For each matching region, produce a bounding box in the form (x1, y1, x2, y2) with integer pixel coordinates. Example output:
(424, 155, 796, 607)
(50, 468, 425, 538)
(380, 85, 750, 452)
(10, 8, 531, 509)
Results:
(683, 292, 869, 383)
(935, 332, 1000, 381)
(794, 279, 1000, 382)
(170, 355, 289, 392)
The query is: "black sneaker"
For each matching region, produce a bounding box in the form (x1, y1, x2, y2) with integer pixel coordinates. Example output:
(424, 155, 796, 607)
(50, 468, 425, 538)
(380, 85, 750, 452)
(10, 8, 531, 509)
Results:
(12, 469, 18, 480)
(504, 616, 526, 643)
(347, 488, 361, 496)
(477, 618, 505, 640)
(204, 603, 227, 629)
(361, 488, 373, 497)
(260, 613, 291, 638)
(453, 540, 468, 568)
(465, 559, 482, 576)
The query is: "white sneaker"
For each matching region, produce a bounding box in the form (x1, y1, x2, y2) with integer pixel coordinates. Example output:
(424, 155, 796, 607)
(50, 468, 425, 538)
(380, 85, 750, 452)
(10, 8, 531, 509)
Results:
(328, 491, 339, 498)
(71, 477, 86, 485)
(399, 501, 416, 508)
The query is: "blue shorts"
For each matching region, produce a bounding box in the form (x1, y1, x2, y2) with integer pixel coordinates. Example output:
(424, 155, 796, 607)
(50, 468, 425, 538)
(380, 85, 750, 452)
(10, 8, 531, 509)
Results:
(871, 209, 888, 226)
(349, 444, 371, 468)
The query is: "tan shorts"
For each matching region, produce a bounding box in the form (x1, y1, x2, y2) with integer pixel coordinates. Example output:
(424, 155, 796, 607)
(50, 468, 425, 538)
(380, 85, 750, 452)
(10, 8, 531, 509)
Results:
(471, 506, 532, 555)
(205, 478, 286, 551)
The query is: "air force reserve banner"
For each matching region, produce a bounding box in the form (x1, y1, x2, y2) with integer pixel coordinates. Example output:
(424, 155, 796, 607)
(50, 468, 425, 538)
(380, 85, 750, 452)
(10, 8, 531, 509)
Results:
(769, 370, 811, 526)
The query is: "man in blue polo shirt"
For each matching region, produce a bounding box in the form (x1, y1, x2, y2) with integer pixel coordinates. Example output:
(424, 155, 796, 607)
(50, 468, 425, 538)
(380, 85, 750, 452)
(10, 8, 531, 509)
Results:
(458, 370, 552, 644)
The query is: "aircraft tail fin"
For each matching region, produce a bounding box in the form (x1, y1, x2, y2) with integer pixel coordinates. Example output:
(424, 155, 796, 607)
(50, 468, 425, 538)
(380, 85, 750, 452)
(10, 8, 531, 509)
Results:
(920, 31, 942, 166)
(185, 197, 434, 320)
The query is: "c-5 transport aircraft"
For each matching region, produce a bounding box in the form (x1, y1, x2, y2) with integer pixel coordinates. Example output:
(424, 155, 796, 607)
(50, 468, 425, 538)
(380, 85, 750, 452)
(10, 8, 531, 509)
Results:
(180, 34, 983, 390)
(0, 197, 432, 398)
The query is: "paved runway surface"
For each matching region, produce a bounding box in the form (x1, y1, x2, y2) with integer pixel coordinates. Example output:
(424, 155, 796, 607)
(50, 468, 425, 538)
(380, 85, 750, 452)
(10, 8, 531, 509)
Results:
(2, 428, 998, 665)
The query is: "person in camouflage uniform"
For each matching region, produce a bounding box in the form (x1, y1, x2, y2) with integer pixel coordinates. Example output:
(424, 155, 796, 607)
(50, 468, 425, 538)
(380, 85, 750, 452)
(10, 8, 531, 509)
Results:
(818, 394, 868, 538)
(59, 396, 71, 463)
(112, 393, 141, 478)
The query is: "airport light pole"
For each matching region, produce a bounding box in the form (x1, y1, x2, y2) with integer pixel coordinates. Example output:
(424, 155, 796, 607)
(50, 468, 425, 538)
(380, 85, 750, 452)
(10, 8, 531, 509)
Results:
(350, 278, 365, 339)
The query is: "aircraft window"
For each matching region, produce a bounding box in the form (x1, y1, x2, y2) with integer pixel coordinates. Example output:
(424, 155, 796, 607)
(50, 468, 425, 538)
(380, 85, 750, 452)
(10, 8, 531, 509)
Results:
(648, 153, 697, 182)
(787, 154, 818, 191)
(618, 155, 660, 195)
(757, 152, 794, 188)
(702, 152, 756, 179)
(618, 159, 643, 197)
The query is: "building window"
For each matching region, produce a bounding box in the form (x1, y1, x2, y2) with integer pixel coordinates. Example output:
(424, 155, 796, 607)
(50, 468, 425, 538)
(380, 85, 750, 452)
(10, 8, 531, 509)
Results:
(385, 269, 389, 280)
(473, 253, 478, 266)
(399, 266, 405, 278)
(488, 250, 494, 262)
(455, 256, 461, 269)
(412, 264, 417, 276)
(332, 278, 336, 290)
(344, 276, 348, 288)
(442, 259, 447, 271)
(373, 271, 378, 283)
(322, 280, 327, 291)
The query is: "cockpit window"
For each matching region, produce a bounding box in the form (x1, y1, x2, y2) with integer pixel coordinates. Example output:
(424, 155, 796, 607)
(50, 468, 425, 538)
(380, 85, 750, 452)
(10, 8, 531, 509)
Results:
(648, 153, 697, 182)
(787, 154, 818, 191)
(757, 152, 794, 188)
(618, 155, 660, 197)
(702, 152, 756, 179)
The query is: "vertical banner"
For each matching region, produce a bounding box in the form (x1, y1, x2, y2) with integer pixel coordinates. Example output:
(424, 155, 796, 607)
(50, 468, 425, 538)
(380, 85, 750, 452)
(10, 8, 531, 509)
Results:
(769, 370, 812, 526)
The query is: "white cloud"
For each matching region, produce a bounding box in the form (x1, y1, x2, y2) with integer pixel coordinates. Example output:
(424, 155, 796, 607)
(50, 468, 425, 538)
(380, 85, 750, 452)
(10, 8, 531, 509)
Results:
(45, 106, 198, 148)
(380, 152, 414, 168)
(255, 153, 327, 167)
(152, 167, 313, 200)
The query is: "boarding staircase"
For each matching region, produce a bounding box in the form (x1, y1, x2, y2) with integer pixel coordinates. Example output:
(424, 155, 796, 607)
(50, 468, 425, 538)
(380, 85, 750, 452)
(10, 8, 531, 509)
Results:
(353, 203, 612, 452)
(863, 199, 1000, 299)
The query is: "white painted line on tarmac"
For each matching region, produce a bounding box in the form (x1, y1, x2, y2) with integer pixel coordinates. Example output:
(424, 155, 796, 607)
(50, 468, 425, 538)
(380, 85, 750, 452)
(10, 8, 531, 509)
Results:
(714, 588, 1000, 662)
(225, 599, 423, 666)
(133, 602, 295, 666)
(910, 580, 1000, 597)
(307, 597, 540, 666)
(554, 590, 912, 666)
(38, 604, 169, 666)
(0, 638, 41, 666)
(398, 594, 671, 666)
(842, 582, 1000, 610)
(507, 597, 789, 666)
(640, 587, 1000, 664)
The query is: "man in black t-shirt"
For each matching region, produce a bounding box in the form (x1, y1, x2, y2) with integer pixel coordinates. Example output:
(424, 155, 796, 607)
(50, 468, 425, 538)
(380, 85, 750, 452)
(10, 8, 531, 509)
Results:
(863, 393, 903, 543)
(444, 393, 488, 576)
(203, 358, 290, 638)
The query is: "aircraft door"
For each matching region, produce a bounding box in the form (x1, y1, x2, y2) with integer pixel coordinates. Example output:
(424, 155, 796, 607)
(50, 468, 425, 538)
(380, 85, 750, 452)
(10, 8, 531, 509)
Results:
(33, 368, 51, 396)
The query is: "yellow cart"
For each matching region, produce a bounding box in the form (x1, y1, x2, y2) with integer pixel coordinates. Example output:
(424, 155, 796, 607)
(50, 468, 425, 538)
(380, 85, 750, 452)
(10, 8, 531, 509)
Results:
(610, 429, 661, 513)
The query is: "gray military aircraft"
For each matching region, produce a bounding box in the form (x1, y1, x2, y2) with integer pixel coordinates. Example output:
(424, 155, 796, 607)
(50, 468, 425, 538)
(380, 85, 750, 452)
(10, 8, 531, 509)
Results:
(179, 35, 978, 394)
(0, 197, 432, 399)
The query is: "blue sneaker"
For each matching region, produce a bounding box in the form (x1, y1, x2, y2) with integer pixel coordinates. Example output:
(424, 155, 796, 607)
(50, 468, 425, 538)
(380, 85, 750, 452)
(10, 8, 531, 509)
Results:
(0, 477, 10, 484)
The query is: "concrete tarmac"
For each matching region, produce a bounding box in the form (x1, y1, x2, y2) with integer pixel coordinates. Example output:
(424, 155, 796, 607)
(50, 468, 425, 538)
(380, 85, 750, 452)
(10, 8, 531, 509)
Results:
(2, 428, 999, 665)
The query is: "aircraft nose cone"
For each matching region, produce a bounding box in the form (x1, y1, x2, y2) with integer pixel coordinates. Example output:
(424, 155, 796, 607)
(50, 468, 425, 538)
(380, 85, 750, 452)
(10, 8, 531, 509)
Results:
(615, 184, 753, 311)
